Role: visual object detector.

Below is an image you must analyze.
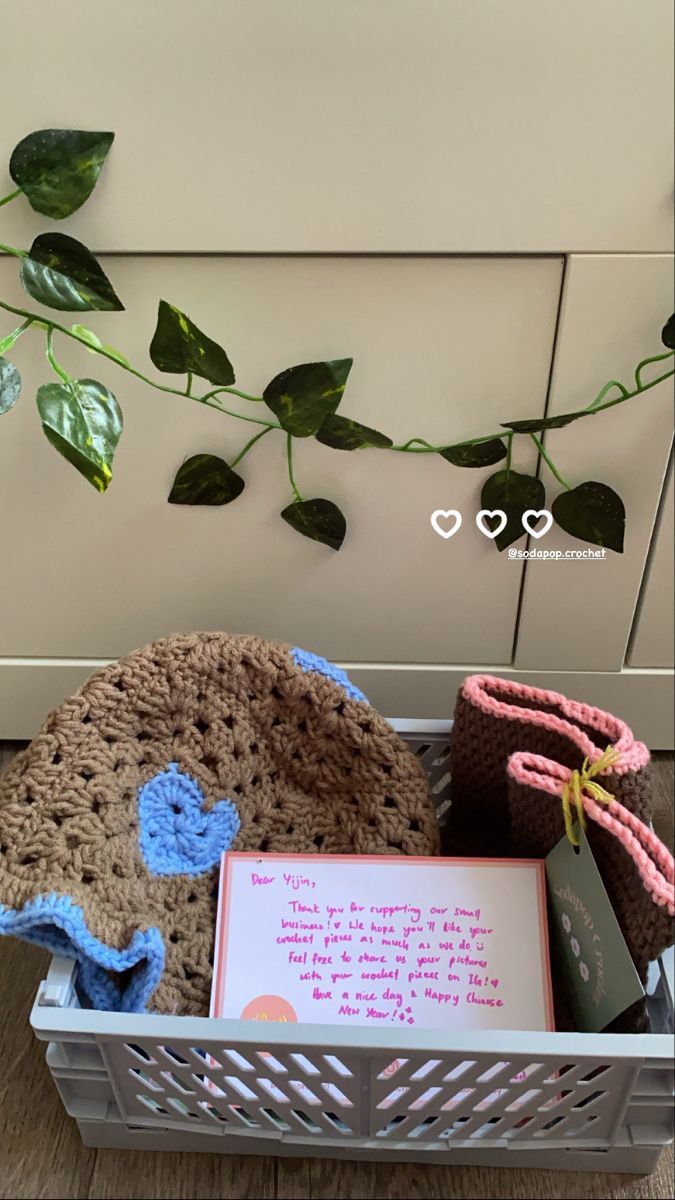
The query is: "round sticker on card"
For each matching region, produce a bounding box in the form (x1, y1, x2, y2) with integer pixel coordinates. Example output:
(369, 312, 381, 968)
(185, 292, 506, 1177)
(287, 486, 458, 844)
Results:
(240, 994, 297, 1023)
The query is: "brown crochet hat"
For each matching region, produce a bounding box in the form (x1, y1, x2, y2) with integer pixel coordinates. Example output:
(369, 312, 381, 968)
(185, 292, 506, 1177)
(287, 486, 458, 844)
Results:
(0, 633, 438, 1016)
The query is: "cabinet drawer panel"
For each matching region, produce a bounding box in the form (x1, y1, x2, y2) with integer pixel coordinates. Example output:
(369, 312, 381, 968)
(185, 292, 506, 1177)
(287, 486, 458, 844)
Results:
(628, 462, 674, 668)
(0, 254, 561, 663)
(515, 254, 674, 672)
(0, 0, 672, 253)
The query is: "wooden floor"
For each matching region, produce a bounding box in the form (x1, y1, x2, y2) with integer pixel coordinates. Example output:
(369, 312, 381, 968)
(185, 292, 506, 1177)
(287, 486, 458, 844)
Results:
(0, 743, 673, 1200)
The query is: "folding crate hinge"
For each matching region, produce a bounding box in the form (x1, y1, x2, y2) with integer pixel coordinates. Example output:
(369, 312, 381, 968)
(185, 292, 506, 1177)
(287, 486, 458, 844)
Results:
(37, 955, 78, 1008)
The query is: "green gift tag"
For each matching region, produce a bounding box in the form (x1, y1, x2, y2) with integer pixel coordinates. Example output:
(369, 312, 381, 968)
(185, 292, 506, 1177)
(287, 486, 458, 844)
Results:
(545, 824, 644, 1031)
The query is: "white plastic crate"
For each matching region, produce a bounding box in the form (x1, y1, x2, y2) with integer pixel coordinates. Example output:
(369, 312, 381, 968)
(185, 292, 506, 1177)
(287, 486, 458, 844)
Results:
(29, 722, 674, 1173)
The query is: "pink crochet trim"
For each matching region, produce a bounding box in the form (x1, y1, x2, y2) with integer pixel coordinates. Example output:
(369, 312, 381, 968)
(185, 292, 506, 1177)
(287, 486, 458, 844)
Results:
(462, 675, 649, 774)
(508, 752, 674, 915)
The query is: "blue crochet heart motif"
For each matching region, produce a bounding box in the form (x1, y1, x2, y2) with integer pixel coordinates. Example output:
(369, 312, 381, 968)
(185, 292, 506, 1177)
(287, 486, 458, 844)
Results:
(137, 763, 240, 876)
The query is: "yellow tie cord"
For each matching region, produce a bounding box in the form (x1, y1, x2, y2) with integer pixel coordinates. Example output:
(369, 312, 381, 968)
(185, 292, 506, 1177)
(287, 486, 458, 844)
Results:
(561, 745, 622, 847)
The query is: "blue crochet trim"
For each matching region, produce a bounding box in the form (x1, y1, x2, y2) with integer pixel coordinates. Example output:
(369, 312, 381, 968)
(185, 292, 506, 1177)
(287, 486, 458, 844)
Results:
(290, 646, 368, 704)
(0, 893, 164, 1013)
(138, 762, 240, 876)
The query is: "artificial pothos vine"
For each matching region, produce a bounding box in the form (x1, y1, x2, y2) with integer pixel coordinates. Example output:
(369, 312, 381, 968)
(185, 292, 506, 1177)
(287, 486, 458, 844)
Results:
(0, 129, 673, 552)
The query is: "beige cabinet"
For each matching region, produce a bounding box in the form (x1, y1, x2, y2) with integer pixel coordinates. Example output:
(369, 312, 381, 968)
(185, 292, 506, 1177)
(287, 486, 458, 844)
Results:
(514, 255, 675, 673)
(628, 463, 675, 669)
(0, 255, 562, 662)
(0, 1, 673, 742)
(1, 0, 672, 254)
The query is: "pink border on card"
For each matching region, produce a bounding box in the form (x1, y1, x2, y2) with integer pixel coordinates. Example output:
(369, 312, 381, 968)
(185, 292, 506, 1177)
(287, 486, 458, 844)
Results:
(211, 853, 555, 1032)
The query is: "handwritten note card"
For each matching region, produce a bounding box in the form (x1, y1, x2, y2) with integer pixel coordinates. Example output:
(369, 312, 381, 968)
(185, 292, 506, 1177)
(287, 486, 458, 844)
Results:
(211, 854, 554, 1031)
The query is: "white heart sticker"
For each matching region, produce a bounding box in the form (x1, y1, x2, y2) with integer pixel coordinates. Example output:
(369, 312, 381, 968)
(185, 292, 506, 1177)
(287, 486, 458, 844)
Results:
(430, 509, 462, 539)
(522, 509, 553, 538)
(476, 509, 507, 539)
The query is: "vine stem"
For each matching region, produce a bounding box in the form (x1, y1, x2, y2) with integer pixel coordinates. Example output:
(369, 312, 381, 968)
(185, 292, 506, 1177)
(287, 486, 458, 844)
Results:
(588, 362, 674, 415)
(530, 433, 572, 490)
(0, 317, 33, 354)
(585, 379, 628, 409)
(0, 248, 263, 401)
(505, 432, 513, 476)
(229, 426, 272, 468)
(0, 242, 27, 258)
(202, 385, 265, 405)
(393, 357, 674, 451)
(392, 432, 506, 453)
(286, 434, 304, 502)
(0, 292, 672, 452)
(0, 188, 22, 208)
(201, 392, 279, 428)
(0, 298, 280, 430)
(634, 349, 674, 390)
(46, 328, 71, 384)
(394, 437, 437, 452)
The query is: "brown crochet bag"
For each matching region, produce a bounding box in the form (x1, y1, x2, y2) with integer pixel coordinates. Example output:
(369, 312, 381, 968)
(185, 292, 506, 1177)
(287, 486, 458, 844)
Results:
(0, 632, 438, 1016)
(506, 752, 674, 976)
(447, 674, 673, 1031)
(447, 674, 652, 856)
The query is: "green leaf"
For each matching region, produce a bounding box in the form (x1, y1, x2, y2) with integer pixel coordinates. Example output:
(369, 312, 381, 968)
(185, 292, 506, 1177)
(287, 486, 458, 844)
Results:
(71, 324, 130, 365)
(150, 301, 234, 385)
(501, 413, 580, 433)
(552, 481, 625, 553)
(662, 313, 675, 350)
(21, 233, 124, 312)
(0, 358, 21, 415)
(168, 454, 245, 505)
(315, 413, 392, 450)
(439, 438, 507, 468)
(264, 359, 352, 437)
(71, 323, 103, 351)
(281, 497, 346, 550)
(481, 469, 545, 551)
(10, 129, 114, 218)
(36, 378, 122, 493)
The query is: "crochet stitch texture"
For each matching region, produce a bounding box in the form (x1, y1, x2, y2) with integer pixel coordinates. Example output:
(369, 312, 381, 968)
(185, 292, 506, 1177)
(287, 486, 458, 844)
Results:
(0, 632, 438, 1015)
(137, 763, 241, 876)
(447, 674, 672, 1032)
(447, 674, 652, 856)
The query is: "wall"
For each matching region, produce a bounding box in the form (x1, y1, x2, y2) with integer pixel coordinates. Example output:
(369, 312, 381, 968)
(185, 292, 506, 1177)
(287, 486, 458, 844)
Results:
(0, 1, 673, 741)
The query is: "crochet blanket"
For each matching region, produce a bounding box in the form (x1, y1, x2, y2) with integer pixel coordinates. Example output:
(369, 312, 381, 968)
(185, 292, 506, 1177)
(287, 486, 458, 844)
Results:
(0, 633, 438, 1015)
